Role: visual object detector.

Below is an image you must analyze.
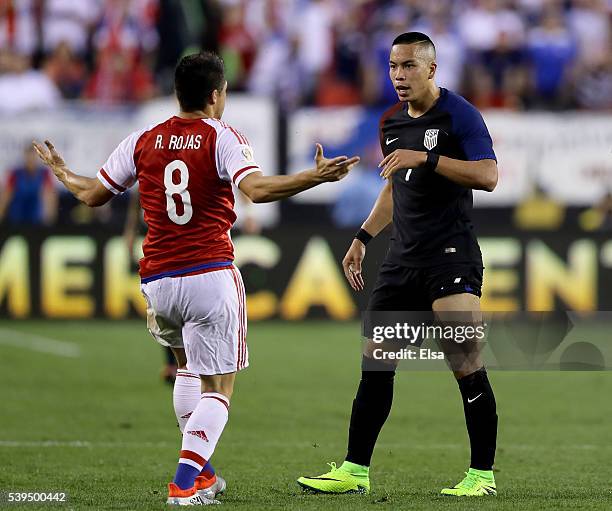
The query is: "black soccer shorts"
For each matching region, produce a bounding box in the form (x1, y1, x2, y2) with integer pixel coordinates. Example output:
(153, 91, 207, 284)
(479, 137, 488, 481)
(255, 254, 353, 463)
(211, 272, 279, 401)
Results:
(366, 260, 484, 311)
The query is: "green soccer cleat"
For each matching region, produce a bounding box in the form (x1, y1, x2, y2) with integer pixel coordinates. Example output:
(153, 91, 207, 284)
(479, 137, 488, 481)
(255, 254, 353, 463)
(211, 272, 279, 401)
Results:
(297, 461, 370, 494)
(441, 468, 497, 497)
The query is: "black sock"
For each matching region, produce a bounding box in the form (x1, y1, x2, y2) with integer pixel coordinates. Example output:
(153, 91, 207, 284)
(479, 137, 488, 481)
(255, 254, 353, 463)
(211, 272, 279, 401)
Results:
(345, 357, 395, 467)
(457, 367, 498, 470)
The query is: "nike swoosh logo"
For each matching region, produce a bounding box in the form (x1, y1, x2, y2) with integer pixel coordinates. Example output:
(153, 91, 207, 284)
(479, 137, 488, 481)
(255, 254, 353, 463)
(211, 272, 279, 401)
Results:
(467, 393, 483, 404)
(386, 137, 399, 145)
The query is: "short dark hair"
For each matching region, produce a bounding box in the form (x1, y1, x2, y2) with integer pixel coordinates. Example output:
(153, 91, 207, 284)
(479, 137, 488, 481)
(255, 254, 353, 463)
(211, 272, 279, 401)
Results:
(391, 32, 436, 57)
(175, 52, 225, 112)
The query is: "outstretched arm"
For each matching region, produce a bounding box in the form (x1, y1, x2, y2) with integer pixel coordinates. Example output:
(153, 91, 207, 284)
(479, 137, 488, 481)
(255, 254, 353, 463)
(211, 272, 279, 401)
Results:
(238, 144, 360, 203)
(33, 140, 113, 207)
(379, 149, 497, 192)
(432, 156, 497, 192)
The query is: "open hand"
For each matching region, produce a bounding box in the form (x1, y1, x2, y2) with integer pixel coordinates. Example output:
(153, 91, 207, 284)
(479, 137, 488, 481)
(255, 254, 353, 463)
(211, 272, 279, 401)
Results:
(314, 143, 360, 182)
(379, 149, 425, 179)
(32, 140, 67, 178)
(342, 239, 366, 291)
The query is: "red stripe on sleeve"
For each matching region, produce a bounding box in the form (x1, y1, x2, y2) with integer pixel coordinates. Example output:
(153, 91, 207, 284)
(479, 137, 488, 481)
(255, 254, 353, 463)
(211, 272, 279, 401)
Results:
(99, 168, 126, 192)
(232, 165, 259, 184)
(228, 127, 243, 144)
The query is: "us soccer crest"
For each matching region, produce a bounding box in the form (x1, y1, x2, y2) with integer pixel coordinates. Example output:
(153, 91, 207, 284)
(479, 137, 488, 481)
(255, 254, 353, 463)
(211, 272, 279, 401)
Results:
(423, 129, 439, 150)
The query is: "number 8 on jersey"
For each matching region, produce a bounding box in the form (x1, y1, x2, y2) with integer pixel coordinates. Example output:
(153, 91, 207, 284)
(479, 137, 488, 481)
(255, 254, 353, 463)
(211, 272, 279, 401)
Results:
(164, 160, 193, 225)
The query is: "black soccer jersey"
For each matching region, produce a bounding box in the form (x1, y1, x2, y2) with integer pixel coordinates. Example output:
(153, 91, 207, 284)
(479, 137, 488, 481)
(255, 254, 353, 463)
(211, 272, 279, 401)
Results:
(379, 87, 496, 268)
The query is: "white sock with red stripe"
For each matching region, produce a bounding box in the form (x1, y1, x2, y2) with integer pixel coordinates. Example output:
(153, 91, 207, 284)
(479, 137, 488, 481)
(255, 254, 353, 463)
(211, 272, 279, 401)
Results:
(173, 369, 201, 433)
(174, 392, 230, 490)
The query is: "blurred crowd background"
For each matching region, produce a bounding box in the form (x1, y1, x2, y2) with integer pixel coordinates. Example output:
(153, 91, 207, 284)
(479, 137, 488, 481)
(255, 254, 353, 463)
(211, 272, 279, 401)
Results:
(0, 0, 611, 232)
(1, 0, 610, 113)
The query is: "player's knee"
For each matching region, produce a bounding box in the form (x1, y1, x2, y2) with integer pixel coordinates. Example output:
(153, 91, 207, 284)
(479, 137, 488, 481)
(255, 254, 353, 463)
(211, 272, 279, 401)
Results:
(171, 347, 187, 368)
(452, 361, 484, 380)
(361, 355, 397, 378)
(201, 375, 235, 400)
(202, 384, 233, 400)
(453, 366, 480, 380)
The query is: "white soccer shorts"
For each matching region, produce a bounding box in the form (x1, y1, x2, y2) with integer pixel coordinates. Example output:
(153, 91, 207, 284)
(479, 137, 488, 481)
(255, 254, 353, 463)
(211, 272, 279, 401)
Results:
(140, 266, 248, 375)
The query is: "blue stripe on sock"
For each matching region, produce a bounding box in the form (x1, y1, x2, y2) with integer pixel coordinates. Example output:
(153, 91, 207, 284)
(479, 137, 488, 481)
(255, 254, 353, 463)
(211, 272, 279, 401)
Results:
(174, 463, 202, 490)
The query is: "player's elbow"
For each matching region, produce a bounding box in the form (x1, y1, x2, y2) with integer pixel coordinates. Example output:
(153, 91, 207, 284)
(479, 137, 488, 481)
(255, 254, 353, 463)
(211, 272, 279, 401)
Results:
(481, 163, 498, 192)
(87, 197, 108, 207)
(245, 188, 268, 203)
(79, 189, 109, 207)
(252, 190, 271, 203)
(79, 193, 97, 207)
(243, 183, 274, 203)
(238, 174, 269, 203)
(482, 175, 497, 192)
(77, 192, 97, 207)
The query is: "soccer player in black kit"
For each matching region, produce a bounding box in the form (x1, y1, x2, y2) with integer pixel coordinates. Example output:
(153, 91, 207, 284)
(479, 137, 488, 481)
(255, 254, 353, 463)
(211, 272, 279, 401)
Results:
(298, 33, 499, 497)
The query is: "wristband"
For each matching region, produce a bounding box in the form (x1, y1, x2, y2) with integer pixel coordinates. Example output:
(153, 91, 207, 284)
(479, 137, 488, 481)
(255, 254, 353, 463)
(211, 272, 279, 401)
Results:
(425, 151, 439, 171)
(355, 228, 373, 245)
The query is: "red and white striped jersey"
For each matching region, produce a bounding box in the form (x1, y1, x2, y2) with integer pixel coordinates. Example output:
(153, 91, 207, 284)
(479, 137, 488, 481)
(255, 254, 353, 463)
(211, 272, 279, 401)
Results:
(97, 116, 261, 282)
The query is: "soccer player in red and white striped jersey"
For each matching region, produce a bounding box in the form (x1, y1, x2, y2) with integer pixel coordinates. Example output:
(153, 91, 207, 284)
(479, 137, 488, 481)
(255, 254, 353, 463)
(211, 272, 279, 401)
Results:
(34, 51, 359, 506)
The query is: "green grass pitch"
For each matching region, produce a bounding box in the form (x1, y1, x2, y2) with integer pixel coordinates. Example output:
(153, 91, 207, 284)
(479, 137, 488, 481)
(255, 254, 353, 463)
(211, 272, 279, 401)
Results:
(1, 320, 611, 510)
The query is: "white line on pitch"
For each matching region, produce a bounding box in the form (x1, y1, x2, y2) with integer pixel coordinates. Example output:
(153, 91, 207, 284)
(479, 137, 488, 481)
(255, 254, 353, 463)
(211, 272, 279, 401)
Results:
(0, 440, 608, 450)
(0, 441, 172, 448)
(0, 328, 81, 358)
